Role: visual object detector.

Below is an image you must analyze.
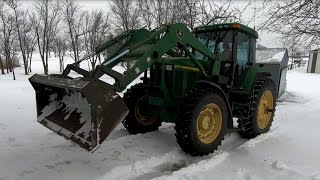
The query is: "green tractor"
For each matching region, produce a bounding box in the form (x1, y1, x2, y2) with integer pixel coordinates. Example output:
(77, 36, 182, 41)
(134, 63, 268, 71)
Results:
(29, 23, 277, 155)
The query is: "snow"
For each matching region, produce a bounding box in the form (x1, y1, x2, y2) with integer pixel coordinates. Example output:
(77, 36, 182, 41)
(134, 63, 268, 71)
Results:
(1, 54, 320, 180)
(37, 93, 61, 122)
(60, 92, 91, 138)
(261, 51, 286, 63)
(256, 48, 287, 63)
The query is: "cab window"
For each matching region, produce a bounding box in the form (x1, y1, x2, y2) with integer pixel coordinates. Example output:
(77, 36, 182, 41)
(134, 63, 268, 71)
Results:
(194, 32, 209, 60)
(236, 32, 250, 65)
(194, 30, 233, 61)
(215, 31, 233, 61)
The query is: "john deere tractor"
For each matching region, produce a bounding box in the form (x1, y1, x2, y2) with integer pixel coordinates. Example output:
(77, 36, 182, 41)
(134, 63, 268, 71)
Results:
(29, 23, 278, 155)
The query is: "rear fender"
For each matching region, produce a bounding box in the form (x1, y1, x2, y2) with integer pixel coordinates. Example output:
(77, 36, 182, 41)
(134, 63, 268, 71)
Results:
(241, 67, 271, 93)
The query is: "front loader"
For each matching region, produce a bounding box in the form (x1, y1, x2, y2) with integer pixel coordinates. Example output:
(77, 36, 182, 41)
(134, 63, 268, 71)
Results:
(30, 23, 279, 155)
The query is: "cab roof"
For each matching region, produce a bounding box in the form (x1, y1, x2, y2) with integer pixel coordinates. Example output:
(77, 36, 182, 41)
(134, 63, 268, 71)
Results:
(193, 23, 258, 39)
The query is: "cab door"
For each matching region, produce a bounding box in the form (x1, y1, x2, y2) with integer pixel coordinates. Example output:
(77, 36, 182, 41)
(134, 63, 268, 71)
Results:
(233, 31, 254, 87)
(233, 31, 256, 88)
(236, 32, 251, 72)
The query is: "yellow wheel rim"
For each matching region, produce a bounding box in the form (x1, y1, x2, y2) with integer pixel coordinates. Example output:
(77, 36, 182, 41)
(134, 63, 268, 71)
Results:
(135, 96, 156, 126)
(257, 90, 274, 129)
(197, 103, 222, 144)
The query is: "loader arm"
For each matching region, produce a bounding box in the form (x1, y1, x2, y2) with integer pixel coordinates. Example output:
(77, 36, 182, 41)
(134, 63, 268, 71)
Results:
(92, 23, 218, 91)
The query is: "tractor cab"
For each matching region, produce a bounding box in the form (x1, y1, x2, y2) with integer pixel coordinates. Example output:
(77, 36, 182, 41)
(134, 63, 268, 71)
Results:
(192, 23, 258, 90)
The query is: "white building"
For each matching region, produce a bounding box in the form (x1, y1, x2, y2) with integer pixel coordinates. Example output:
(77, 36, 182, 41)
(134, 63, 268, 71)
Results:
(307, 49, 320, 74)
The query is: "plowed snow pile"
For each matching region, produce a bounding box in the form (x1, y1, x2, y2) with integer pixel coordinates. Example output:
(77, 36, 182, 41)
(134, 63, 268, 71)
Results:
(0, 55, 319, 180)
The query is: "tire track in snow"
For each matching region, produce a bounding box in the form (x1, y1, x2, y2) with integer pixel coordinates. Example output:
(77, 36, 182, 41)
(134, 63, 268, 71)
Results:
(97, 133, 245, 180)
(98, 149, 188, 180)
(150, 132, 276, 180)
(151, 152, 229, 180)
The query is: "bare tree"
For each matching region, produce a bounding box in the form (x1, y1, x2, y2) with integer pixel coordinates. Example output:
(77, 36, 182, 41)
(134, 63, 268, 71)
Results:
(54, 36, 67, 72)
(111, 0, 140, 33)
(149, 0, 172, 27)
(262, 0, 320, 48)
(27, 12, 39, 73)
(26, 30, 37, 73)
(0, 1, 15, 74)
(183, 0, 201, 28)
(199, 0, 251, 26)
(136, 0, 250, 30)
(33, 0, 60, 75)
(62, 0, 82, 64)
(81, 10, 111, 69)
(151, 0, 199, 28)
(137, 0, 153, 29)
(7, 0, 34, 75)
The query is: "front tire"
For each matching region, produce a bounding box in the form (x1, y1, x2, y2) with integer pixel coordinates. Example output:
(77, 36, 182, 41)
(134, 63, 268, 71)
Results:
(175, 87, 228, 156)
(122, 83, 161, 134)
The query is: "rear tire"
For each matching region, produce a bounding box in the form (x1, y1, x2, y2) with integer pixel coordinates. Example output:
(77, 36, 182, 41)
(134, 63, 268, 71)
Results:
(238, 79, 276, 139)
(123, 83, 162, 134)
(175, 87, 228, 156)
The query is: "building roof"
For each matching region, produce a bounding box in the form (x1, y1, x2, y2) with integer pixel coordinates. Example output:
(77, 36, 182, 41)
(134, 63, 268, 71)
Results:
(256, 48, 289, 66)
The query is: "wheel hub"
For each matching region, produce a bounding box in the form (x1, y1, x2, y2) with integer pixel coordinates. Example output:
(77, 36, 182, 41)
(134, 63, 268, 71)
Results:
(202, 116, 211, 130)
(197, 103, 222, 144)
(257, 90, 274, 129)
(135, 96, 157, 126)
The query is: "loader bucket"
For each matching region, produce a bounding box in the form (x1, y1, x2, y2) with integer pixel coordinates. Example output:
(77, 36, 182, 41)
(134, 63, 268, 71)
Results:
(29, 74, 129, 152)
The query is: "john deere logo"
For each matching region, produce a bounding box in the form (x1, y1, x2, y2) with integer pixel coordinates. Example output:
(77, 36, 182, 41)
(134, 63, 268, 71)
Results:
(177, 29, 184, 39)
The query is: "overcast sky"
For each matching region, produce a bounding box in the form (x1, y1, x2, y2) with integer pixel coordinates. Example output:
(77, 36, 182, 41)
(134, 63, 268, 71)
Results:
(23, 0, 281, 48)
(78, 0, 281, 48)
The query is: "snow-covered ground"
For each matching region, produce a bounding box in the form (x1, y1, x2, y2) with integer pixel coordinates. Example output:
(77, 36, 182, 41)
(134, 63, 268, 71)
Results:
(0, 55, 320, 180)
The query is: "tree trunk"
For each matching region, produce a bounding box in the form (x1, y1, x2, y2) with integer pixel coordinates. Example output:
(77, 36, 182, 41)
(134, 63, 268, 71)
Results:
(27, 50, 33, 73)
(36, 28, 47, 75)
(12, 67, 16, 80)
(44, 59, 48, 75)
(6, 57, 9, 73)
(0, 55, 4, 74)
(28, 42, 35, 73)
(58, 50, 64, 73)
(37, 38, 46, 74)
(5, 48, 11, 73)
(42, 3, 49, 75)
(98, 54, 101, 65)
(23, 59, 28, 75)
(14, 9, 28, 75)
(20, 45, 28, 75)
(45, 32, 49, 75)
(9, 59, 16, 80)
(60, 56, 64, 73)
(28, 54, 32, 73)
(68, 20, 78, 64)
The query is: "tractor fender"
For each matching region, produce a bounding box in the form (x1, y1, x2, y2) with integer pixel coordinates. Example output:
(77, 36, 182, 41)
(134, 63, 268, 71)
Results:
(256, 71, 271, 78)
(195, 80, 233, 129)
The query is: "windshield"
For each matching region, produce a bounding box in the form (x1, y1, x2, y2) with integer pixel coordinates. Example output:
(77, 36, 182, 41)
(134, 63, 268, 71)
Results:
(194, 30, 233, 61)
